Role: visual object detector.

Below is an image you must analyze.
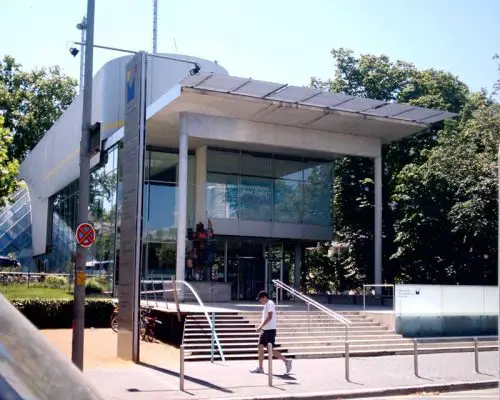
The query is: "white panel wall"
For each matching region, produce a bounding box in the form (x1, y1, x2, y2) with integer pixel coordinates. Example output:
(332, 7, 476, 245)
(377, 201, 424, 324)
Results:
(395, 284, 499, 316)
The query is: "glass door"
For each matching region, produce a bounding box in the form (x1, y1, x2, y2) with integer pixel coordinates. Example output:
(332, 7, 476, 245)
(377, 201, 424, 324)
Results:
(265, 258, 283, 300)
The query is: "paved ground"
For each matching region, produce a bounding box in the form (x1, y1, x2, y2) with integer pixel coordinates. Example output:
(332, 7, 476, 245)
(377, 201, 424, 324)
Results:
(367, 388, 500, 399)
(42, 329, 498, 400)
(84, 351, 498, 399)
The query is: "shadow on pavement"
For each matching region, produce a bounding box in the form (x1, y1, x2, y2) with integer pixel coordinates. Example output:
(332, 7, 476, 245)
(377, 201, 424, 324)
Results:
(138, 361, 234, 394)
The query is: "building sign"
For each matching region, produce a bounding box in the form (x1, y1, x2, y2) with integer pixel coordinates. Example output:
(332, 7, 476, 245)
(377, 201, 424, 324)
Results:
(117, 52, 147, 362)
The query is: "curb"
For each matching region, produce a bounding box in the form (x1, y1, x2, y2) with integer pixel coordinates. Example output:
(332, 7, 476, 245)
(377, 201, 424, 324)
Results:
(221, 379, 499, 400)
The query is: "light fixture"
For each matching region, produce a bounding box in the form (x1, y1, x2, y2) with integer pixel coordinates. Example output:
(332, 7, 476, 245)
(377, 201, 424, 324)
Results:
(69, 47, 80, 57)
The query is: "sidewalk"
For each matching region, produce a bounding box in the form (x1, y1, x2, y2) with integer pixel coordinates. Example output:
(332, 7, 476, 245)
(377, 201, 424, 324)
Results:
(84, 351, 499, 400)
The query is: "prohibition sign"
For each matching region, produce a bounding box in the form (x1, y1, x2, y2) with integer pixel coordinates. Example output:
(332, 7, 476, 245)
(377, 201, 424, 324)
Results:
(76, 223, 96, 248)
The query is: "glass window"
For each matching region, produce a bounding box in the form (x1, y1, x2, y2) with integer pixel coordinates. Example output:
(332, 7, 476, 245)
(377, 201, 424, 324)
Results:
(148, 152, 178, 182)
(144, 182, 195, 241)
(206, 173, 238, 219)
(239, 176, 272, 221)
(304, 180, 332, 226)
(273, 158, 304, 181)
(240, 153, 271, 177)
(273, 179, 302, 223)
(207, 150, 239, 174)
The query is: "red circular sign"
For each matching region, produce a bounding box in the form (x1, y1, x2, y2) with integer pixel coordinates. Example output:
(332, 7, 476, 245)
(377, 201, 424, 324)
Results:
(75, 223, 96, 248)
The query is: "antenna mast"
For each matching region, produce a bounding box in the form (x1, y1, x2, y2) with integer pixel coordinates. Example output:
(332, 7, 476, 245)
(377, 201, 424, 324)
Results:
(152, 0, 158, 54)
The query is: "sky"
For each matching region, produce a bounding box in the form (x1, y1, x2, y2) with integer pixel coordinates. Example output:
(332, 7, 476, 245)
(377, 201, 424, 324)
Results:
(1, 0, 499, 94)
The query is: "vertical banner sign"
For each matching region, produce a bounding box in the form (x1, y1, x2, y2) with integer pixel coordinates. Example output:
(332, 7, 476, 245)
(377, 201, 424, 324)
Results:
(117, 52, 147, 362)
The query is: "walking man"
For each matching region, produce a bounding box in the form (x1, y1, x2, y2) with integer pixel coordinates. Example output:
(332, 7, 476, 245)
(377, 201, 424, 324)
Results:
(250, 290, 292, 374)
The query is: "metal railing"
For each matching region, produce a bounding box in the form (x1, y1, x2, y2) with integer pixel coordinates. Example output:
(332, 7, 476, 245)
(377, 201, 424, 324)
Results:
(362, 283, 395, 310)
(272, 279, 351, 342)
(139, 277, 225, 362)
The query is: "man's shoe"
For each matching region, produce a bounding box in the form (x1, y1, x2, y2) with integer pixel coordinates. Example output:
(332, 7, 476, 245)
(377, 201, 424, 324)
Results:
(285, 359, 292, 374)
(250, 367, 264, 374)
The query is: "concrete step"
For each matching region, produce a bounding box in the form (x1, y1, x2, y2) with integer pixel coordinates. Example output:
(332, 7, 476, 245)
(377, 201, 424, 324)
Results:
(183, 333, 404, 344)
(188, 320, 379, 328)
(184, 326, 392, 336)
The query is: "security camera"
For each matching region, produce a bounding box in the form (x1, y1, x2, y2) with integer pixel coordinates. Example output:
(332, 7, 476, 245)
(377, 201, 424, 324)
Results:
(189, 63, 201, 76)
(69, 47, 79, 57)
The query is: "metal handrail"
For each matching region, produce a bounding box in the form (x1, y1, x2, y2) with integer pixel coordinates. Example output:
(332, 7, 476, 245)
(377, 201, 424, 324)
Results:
(175, 280, 226, 362)
(272, 280, 351, 343)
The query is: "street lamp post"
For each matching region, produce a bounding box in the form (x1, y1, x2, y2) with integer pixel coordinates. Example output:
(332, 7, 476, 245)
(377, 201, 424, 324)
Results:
(71, 0, 95, 371)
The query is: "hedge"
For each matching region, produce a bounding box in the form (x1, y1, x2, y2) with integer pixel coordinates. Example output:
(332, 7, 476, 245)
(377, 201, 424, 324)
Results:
(10, 298, 115, 329)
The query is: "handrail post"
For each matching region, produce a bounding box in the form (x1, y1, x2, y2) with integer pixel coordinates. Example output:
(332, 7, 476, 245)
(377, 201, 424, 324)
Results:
(344, 341, 350, 381)
(153, 278, 158, 308)
(362, 285, 366, 310)
(413, 339, 419, 377)
(210, 312, 215, 363)
(474, 337, 479, 373)
(180, 345, 185, 391)
(307, 303, 311, 331)
(268, 343, 273, 387)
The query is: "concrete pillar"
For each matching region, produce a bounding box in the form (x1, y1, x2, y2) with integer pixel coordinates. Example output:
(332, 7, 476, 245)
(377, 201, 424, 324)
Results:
(195, 146, 207, 224)
(374, 155, 383, 290)
(294, 242, 302, 291)
(176, 114, 188, 284)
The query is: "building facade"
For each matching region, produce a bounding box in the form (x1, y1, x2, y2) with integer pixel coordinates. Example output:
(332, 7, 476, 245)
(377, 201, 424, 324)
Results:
(10, 52, 456, 303)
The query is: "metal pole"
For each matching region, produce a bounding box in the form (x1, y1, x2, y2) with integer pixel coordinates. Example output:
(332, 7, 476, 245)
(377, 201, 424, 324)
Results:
(307, 303, 310, 331)
(152, 0, 158, 54)
(363, 285, 366, 310)
(413, 339, 419, 377)
(474, 337, 479, 373)
(267, 343, 273, 387)
(210, 312, 215, 363)
(71, 0, 94, 372)
(374, 155, 383, 295)
(77, 16, 86, 93)
(344, 341, 350, 381)
(180, 345, 185, 391)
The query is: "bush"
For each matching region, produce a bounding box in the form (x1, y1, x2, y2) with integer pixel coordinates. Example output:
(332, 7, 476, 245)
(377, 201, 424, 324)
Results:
(43, 275, 68, 289)
(10, 298, 114, 329)
(85, 279, 103, 295)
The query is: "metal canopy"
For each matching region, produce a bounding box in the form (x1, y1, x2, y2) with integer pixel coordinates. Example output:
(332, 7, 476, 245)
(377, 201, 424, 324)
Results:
(181, 73, 457, 126)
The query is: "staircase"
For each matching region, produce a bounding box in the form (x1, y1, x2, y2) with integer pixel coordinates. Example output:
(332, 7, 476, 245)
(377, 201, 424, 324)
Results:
(182, 310, 498, 361)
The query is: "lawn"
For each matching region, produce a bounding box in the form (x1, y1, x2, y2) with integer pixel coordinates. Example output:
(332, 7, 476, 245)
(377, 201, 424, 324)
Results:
(0, 285, 72, 300)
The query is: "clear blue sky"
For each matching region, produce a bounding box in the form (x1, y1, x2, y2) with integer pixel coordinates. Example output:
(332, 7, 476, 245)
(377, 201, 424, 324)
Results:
(1, 0, 499, 93)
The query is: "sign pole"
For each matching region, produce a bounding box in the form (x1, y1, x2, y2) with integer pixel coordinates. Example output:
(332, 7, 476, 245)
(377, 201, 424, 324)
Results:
(71, 0, 95, 371)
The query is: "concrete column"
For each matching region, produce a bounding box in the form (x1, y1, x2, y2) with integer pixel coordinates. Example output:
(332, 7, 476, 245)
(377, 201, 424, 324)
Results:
(294, 242, 302, 291)
(374, 155, 383, 289)
(176, 114, 188, 284)
(195, 146, 207, 224)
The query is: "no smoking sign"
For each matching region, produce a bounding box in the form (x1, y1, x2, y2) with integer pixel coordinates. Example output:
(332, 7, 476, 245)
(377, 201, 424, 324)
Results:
(75, 223, 96, 248)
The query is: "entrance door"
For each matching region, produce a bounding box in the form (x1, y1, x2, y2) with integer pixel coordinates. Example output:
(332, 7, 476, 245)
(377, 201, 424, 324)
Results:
(227, 256, 265, 301)
(265, 258, 283, 300)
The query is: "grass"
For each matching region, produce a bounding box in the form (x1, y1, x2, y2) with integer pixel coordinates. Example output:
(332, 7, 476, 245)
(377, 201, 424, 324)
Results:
(0, 285, 73, 300)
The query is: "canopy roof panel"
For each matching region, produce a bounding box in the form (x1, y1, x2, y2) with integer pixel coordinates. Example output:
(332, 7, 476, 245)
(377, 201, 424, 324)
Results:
(181, 73, 457, 126)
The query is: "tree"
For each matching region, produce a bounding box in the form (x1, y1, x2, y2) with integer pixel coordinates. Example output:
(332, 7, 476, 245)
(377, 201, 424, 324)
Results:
(0, 55, 77, 161)
(394, 98, 499, 284)
(311, 48, 471, 286)
(0, 116, 19, 207)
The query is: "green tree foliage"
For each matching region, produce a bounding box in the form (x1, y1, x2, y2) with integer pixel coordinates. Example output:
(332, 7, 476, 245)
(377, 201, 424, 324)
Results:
(310, 48, 498, 288)
(0, 55, 77, 161)
(0, 116, 19, 207)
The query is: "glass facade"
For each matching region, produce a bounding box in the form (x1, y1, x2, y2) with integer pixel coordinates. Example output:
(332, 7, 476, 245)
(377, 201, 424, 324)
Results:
(141, 148, 195, 277)
(206, 149, 333, 226)
(47, 144, 121, 276)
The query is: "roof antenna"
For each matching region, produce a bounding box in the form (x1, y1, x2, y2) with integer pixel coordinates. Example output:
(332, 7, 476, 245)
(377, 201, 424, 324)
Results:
(173, 37, 178, 53)
(152, 0, 158, 54)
